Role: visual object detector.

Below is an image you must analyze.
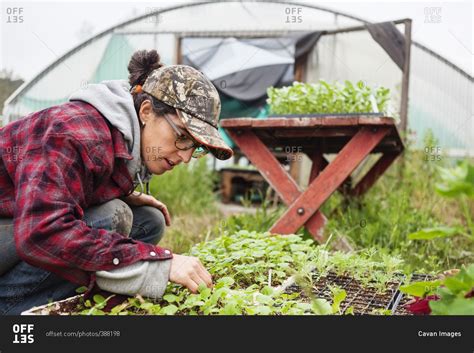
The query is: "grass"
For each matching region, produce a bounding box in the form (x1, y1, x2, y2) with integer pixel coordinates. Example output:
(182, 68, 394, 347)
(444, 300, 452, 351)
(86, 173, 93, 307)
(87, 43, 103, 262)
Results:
(148, 157, 219, 217)
(147, 157, 222, 253)
(159, 212, 221, 253)
(322, 137, 473, 273)
(212, 189, 285, 235)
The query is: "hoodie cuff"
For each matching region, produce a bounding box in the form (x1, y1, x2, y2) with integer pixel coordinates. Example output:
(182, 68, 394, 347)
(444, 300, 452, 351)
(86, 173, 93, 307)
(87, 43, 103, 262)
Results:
(95, 259, 172, 300)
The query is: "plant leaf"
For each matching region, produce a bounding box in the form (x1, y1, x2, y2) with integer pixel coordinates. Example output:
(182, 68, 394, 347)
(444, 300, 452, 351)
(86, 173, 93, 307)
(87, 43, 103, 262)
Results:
(93, 294, 106, 304)
(408, 227, 460, 240)
(399, 280, 441, 297)
(163, 294, 178, 303)
(75, 286, 88, 294)
(160, 304, 179, 315)
(311, 298, 332, 315)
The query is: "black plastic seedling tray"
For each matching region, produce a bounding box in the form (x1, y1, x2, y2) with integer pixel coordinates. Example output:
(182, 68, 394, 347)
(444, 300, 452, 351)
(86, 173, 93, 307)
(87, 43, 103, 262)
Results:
(391, 273, 437, 316)
(282, 271, 437, 315)
(284, 271, 402, 315)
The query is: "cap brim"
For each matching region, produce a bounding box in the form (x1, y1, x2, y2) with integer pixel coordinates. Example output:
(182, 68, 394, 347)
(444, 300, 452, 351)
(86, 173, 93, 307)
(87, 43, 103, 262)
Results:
(176, 109, 234, 160)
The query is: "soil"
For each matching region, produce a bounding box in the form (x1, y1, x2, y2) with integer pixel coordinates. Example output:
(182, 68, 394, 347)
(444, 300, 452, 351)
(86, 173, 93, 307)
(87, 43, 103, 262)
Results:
(49, 296, 84, 315)
(26, 293, 132, 315)
(26, 295, 84, 315)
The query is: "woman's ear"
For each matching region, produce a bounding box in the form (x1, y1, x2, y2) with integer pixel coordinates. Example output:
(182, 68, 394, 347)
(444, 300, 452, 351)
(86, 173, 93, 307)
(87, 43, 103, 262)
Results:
(139, 100, 154, 125)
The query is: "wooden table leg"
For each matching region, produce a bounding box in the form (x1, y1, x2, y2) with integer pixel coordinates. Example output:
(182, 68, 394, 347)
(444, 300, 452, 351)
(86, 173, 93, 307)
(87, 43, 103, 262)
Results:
(349, 152, 401, 196)
(313, 156, 352, 196)
(226, 130, 301, 204)
(270, 127, 390, 234)
(304, 150, 327, 241)
(226, 130, 327, 239)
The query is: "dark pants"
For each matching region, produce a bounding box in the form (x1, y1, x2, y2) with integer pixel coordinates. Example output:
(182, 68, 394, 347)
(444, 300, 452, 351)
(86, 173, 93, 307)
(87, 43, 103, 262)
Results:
(0, 199, 166, 315)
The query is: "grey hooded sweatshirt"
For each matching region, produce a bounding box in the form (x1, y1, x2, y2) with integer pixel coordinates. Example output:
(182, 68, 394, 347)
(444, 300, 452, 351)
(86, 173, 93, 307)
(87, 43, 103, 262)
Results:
(69, 80, 171, 299)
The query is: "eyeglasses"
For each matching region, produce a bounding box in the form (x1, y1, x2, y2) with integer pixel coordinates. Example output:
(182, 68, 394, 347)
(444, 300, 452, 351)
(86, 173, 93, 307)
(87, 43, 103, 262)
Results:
(162, 113, 209, 159)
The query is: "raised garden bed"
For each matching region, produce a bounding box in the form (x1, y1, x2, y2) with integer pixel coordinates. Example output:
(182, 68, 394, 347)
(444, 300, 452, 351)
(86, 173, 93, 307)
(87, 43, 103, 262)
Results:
(21, 231, 436, 316)
(23, 274, 429, 316)
(23, 273, 436, 316)
(22, 295, 83, 315)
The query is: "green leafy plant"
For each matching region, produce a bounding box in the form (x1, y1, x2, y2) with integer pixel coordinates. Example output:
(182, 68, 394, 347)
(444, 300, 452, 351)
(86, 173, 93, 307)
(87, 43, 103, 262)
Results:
(408, 227, 463, 240)
(400, 264, 474, 315)
(84, 230, 406, 316)
(267, 80, 391, 115)
(68, 230, 410, 316)
(429, 264, 474, 315)
(80, 294, 116, 316)
(330, 287, 347, 314)
(435, 161, 474, 238)
(436, 160, 474, 198)
(400, 280, 442, 298)
(408, 160, 474, 242)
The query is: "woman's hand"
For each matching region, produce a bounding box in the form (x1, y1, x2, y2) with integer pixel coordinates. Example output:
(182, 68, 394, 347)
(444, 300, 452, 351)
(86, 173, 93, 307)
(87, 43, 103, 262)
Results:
(169, 254, 213, 293)
(121, 191, 171, 226)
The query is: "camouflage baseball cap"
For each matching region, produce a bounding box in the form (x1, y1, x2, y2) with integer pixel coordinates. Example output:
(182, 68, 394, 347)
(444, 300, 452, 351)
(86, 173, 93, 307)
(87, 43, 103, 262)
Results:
(142, 65, 233, 160)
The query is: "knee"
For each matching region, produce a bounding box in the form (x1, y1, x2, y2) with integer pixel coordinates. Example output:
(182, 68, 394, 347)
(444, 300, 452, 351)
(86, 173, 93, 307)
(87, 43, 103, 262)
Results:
(84, 199, 133, 236)
(111, 200, 133, 236)
(137, 206, 166, 245)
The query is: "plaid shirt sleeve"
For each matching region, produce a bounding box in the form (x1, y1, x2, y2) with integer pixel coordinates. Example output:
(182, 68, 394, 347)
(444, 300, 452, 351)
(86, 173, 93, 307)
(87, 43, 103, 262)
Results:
(13, 130, 172, 287)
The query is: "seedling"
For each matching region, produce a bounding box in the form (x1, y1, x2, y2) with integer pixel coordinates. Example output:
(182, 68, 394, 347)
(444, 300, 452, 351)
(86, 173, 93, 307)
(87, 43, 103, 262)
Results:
(63, 231, 409, 315)
(267, 80, 392, 115)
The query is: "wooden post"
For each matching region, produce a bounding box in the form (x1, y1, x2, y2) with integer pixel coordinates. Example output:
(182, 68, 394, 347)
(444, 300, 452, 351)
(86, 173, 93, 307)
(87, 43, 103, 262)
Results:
(399, 19, 412, 134)
(175, 35, 182, 64)
(398, 19, 412, 181)
(290, 52, 310, 187)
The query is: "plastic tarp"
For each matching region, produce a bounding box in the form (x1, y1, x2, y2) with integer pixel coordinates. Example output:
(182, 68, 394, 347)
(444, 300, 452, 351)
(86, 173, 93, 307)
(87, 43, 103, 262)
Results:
(182, 31, 322, 101)
(182, 32, 322, 149)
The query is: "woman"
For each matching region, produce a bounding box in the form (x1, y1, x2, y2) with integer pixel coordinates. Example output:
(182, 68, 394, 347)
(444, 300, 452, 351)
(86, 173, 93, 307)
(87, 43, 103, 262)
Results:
(0, 49, 233, 314)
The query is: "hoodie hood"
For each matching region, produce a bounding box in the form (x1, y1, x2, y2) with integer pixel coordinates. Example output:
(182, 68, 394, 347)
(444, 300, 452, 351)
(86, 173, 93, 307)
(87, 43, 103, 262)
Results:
(69, 80, 152, 190)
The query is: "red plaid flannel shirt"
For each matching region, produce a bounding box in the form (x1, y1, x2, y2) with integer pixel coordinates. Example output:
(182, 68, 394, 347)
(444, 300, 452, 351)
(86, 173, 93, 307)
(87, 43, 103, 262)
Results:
(0, 101, 172, 287)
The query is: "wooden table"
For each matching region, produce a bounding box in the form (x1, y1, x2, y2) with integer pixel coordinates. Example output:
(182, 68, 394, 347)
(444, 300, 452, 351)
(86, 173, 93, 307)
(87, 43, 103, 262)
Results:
(221, 115, 404, 242)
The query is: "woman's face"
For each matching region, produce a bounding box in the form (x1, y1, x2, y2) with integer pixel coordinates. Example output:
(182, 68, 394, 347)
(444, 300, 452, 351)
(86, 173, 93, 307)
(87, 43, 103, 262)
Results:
(138, 100, 195, 175)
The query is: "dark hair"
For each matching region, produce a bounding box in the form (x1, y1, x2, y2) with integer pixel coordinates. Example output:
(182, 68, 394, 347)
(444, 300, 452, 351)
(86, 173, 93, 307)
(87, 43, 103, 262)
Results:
(127, 49, 176, 118)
